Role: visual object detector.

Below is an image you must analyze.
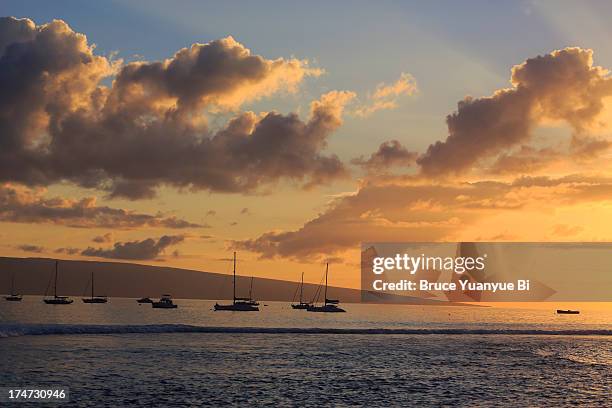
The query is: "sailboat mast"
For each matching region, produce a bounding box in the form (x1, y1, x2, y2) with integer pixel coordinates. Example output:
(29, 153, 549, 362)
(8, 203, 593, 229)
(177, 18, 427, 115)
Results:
(299, 272, 304, 303)
(54, 260, 58, 298)
(91, 271, 94, 299)
(11, 271, 15, 295)
(233, 251, 236, 304)
(324, 263, 328, 306)
(249, 276, 253, 300)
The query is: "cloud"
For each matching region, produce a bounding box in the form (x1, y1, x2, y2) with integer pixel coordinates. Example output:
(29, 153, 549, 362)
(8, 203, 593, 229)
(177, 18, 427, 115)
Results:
(355, 72, 417, 117)
(17, 244, 44, 253)
(351, 140, 418, 172)
(418, 48, 612, 176)
(92, 232, 113, 243)
(0, 17, 348, 199)
(55, 247, 80, 255)
(81, 235, 185, 260)
(234, 174, 612, 260)
(0, 184, 201, 229)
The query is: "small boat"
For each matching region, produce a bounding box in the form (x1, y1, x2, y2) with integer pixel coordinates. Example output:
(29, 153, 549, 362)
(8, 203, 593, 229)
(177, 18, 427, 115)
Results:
(214, 252, 259, 311)
(291, 272, 311, 309)
(43, 261, 73, 305)
(557, 309, 580, 315)
(82, 271, 108, 303)
(137, 297, 153, 304)
(152, 294, 178, 309)
(4, 271, 22, 301)
(307, 263, 346, 313)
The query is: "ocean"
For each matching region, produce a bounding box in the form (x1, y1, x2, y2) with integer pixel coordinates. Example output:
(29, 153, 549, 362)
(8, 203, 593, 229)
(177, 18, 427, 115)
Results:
(1, 298, 610, 406)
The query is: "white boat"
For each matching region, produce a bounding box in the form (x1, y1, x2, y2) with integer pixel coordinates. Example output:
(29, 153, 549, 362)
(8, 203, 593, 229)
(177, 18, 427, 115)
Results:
(306, 263, 346, 313)
(291, 272, 311, 309)
(4, 271, 22, 301)
(152, 294, 177, 309)
(214, 252, 259, 311)
(43, 261, 73, 305)
(82, 271, 108, 303)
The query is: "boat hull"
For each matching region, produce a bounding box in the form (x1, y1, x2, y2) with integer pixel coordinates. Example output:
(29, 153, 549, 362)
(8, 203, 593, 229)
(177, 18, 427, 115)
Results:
(152, 303, 177, 309)
(291, 303, 311, 309)
(5, 295, 22, 301)
(214, 303, 259, 311)
(137, 298, 153, 304)
(82, 298, 108, 303)
(44, 298, 74, 305)
(306, 304, 346, 313)
(557, 309, 580, 314)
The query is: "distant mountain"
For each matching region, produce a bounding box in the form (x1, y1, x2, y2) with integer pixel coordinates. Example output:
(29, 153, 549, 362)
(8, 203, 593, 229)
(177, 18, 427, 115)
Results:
(0, 257, 457, 305)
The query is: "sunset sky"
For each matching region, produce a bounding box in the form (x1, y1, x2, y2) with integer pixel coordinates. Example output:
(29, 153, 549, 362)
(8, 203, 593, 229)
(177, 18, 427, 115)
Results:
(3, 1, 612, 288)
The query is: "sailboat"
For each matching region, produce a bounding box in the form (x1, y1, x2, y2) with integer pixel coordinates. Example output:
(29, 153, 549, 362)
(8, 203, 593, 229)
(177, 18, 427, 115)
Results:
(291, 272, 311, 309)
(306, 263, 346, 313)
(43, 260, 74, 304)
(214, 252, 259, 311)
(82, 271, 108, 303)
(243, 276, 260, 306)
(4, 271, 22, 301)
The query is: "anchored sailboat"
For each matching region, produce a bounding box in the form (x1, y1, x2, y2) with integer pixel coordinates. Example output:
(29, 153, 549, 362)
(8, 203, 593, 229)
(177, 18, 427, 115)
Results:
(4, 271, 22, 301)
(44, 261, 73, 305)
(214, 252, 259, 311)
(307, 263, 346, 313)
(82, 271, 108, 303)
(291, 272, 311, 309)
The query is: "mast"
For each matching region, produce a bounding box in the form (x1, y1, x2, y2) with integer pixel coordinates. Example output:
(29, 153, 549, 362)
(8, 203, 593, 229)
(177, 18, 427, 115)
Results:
(324, 263, 328, 306)
(299, 272, 304, 304)
(249, 276, 253, 300)
(11, 271, 15, 295)
(232, 251, 236, 304)
(91, 271, 94, 299)
(54, 260, 58, 298)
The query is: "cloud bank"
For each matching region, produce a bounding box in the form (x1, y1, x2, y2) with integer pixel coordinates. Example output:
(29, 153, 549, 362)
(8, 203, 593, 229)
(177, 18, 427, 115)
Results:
(0, 17, 350, 199)
(418, 47, 612, 175)
(0, 184, 201, 229)
(81, 235, 185, 260)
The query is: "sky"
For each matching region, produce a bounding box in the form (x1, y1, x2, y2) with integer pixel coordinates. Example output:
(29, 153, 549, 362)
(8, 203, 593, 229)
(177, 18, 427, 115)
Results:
(3, 1, 612, 289)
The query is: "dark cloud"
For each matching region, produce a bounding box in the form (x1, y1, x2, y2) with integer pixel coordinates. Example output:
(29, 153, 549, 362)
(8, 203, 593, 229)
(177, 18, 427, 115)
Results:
(55, 247, 80, 255)
(0, 184, 201, 229)
(0, 17, 349, 199)
(92, 233, 113, 243)
(81, 235, 185, 260)
(17, 244, 44, 253)
(351, 140, 417, 171)
(418, 48, 612, 175)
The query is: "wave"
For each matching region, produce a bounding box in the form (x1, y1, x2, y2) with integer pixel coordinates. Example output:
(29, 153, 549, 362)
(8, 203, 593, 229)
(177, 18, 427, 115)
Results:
(1, 324, 611, 338)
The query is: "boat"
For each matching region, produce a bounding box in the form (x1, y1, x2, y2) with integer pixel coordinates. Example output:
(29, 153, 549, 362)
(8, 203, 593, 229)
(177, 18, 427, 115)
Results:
(43, 261, 74, 305)
(152, 294, 178, 309)
(557, 309, 580, 314)
(214, 252, 259, 311)
(291, 272, 311, 309)
(245, 276, 260, 306)
(82, 271, 108, 303)
(137, 297, 153, 304)
(4, 271, 22, 301)
(306, 263, 346, 313)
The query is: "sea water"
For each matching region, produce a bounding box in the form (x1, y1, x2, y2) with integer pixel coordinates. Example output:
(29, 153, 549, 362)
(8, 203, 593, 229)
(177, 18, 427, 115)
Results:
(1, 297, 610, 406)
